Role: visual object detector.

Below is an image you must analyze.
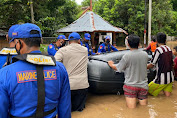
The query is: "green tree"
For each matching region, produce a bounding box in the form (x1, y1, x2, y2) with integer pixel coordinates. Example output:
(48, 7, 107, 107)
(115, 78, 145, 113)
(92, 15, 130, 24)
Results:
(81, 0, 97, 7)
(0, 0, 30, 27)
(57, 0, 80, 25)
(171, 0, 177, 11)
(151, 0, 176, 35)
(94, 0, 145, 37)
(36, 0, 80, 37)
(1, 0, 176, 37)
(0, 0, 80, 37)
(93, 0, 177, 37)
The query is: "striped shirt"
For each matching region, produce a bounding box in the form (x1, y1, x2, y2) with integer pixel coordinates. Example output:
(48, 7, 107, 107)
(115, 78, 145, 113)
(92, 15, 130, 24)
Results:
(151, 45, 174, 84)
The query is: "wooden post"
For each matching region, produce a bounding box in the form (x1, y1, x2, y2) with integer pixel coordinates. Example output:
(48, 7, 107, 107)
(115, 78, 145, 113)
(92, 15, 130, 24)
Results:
(80, 6, 90, 17)
(90, 0, 92, 11)
(113, 32, 116, 46)
(91, 32, 94, 47)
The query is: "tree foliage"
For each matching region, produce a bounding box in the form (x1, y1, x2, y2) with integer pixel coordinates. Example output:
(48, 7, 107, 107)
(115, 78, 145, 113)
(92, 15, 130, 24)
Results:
(81, 0, 97, 7)
(151, 0, 176, 35)
(0, 0, 80, 36)
(0, 0, 30, 27)
(0, 0, 177, 37)
(171, 0, 177, 11)
(93, 0, 177, 37)
(36, 0, 80, 37)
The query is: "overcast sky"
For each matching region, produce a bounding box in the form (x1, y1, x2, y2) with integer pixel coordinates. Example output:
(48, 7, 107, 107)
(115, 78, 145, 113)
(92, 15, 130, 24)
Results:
(75, 0, 83, 5)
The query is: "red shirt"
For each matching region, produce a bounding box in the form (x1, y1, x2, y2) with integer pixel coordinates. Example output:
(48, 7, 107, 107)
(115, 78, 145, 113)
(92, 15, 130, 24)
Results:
(174, 57, 177, 77)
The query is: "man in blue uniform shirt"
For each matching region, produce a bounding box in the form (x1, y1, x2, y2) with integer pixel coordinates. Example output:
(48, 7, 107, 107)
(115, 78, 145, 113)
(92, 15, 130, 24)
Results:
(80, 33, 95, 56)
(47, 35, 66, 56)
(0, 24, 19, 69)
(98, 35, 118, 53)
(0, 23, 71, 118)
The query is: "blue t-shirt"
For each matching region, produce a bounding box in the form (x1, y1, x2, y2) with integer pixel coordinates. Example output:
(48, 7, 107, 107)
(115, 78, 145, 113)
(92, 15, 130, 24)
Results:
(0, 50, 71, 118)
(0, 55, 7, 69)
(47, 43, 60, 56)
(98, 43, 118, 53)
(80, 41, 95, 56)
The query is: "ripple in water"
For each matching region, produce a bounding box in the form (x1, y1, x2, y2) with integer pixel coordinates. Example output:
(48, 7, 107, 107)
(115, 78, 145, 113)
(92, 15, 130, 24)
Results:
(149, 109, 158, 118)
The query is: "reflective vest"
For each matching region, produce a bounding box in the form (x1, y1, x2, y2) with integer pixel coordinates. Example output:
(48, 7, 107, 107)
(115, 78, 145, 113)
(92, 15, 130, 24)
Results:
(0, 51, 71, 118)
(0, 47, 17, 68)
(150, 41, 157, 52)
(11, 53, 56, 118)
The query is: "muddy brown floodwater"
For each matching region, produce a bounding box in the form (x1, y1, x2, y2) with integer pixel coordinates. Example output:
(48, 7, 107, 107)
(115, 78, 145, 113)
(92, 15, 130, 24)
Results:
(72, 41, 177, 118)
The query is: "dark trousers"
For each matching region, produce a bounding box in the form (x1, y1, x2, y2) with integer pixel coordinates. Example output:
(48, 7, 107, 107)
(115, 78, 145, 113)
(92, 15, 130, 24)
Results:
(95, 45, 99, 53)
(71, 88, 88, 112)
(175, 77, 177, 81)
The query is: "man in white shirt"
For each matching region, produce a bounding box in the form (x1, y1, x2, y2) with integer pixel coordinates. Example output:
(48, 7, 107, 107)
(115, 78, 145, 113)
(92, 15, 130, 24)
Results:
(54, 32, 89, 112)
(125, 36, 130, 49)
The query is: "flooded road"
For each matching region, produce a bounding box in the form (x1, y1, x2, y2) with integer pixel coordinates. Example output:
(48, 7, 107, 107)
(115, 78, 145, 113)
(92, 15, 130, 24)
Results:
(167, 41, 177, 50)
(72, 82, 177, 118)
(72, 41, 177, 118)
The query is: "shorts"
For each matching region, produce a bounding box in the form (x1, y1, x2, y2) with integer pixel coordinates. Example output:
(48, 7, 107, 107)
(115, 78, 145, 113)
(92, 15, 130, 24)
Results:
(123, 85, 148, 100)
(148, 81, 173, 97)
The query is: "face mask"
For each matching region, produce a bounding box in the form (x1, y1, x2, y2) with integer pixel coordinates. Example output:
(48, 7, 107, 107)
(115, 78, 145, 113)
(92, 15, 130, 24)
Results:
(60, 42, 66, 47)
(106, 40, 110, 43)
(15, 40, 21, 55)
(156, 43, 159, 47)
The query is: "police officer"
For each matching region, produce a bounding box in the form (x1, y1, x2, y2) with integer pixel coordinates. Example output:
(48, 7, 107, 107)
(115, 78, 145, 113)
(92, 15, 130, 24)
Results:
(47, 35, 66, 56)
(0, 24, 19, 69)
(80, 33, 95, 56)
(97, 35, 118, 53)
(0, 23, 71, 118)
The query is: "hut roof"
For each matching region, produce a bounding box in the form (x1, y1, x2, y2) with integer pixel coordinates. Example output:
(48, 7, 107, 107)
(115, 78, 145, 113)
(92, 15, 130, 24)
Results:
(57, 11, 127, 34)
